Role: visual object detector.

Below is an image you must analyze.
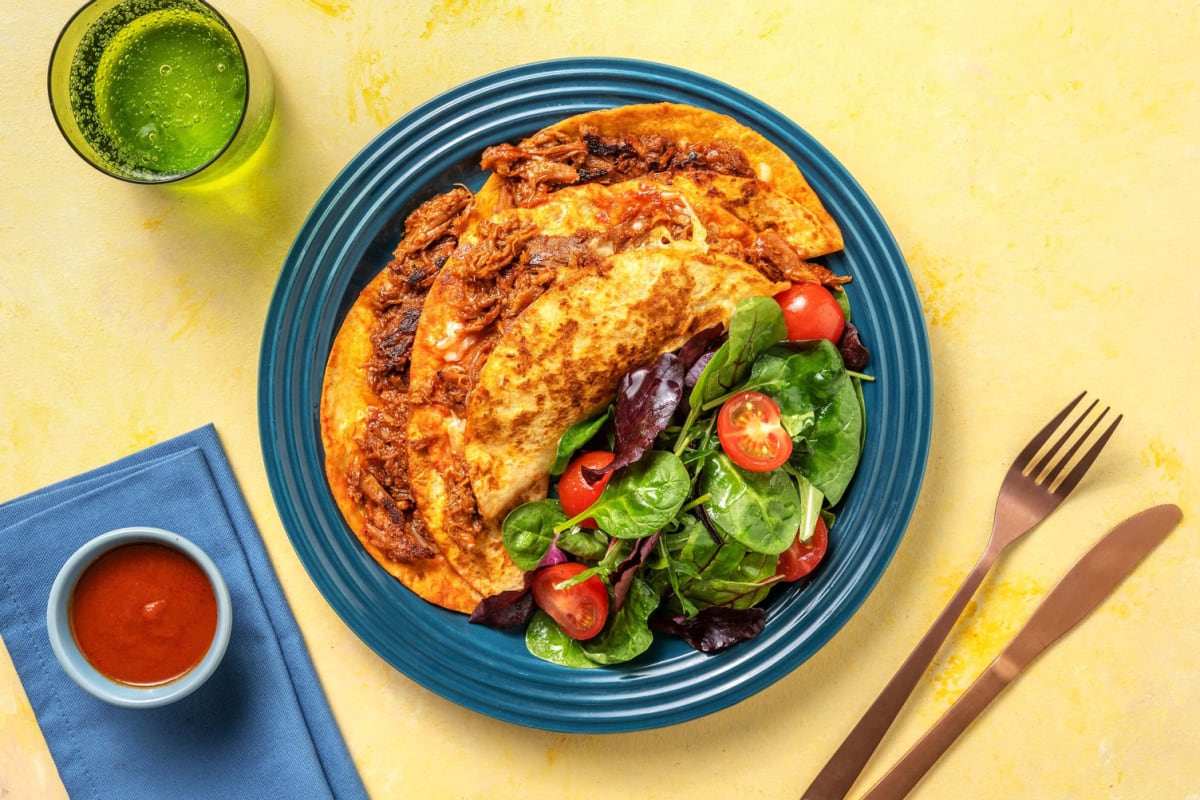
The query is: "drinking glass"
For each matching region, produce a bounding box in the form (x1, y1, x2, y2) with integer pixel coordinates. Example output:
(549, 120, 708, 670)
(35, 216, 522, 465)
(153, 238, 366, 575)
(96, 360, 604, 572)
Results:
(48, 0, 274, 185)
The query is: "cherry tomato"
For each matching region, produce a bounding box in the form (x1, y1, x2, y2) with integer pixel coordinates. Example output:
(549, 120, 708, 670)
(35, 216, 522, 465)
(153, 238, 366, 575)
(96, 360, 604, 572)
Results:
(776, 517, 829, 581)
(558, 451, 615, 528)
(532, 562, 610, 640)
(717, 391, 793, 472)
(774, 282, 846, 343)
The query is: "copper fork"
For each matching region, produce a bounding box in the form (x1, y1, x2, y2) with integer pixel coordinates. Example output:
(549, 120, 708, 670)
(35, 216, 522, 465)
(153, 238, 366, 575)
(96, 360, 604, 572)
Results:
(801, 392, 1121, 800)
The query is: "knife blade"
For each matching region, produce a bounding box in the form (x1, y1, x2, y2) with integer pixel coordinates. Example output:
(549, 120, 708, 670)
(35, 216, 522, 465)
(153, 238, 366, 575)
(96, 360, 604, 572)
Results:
(859, 503, 1183, 800)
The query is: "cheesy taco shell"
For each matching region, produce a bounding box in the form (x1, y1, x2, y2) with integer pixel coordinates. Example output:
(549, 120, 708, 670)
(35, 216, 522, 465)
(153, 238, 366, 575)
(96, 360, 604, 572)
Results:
(476, 102, 843, 257)
(321, 268, 483, 613)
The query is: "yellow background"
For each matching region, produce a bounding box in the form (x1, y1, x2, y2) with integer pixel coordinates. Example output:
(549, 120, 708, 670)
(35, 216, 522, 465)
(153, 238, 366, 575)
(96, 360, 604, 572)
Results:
(3, 2, 1197, 798)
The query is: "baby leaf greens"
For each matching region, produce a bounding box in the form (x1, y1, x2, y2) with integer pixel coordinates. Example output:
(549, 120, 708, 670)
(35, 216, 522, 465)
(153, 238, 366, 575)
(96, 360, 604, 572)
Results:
(525, 576, 661, 668)
(485, 289, 869, 667)
(563, 451, 690, 539)
(660, 515, 779, 612)
(582, 353, 684, 484)
(652, 606, 767, 654)
(701, 453, 805, 555)
(743, 341, 863, 504)
(676, 297, 788, 453)
(501, 500, 570, 571)
(550, 409, 612, 476)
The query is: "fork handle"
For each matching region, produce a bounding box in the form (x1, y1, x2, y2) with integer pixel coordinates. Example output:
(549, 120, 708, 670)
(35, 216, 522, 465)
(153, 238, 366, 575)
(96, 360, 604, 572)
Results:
(801, 552, 997, 799)
(858, 665, 1009, 800)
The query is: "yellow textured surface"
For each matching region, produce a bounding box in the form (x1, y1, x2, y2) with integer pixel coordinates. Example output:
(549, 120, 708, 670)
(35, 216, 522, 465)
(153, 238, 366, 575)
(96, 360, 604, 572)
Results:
(2, 2, 1198, 798)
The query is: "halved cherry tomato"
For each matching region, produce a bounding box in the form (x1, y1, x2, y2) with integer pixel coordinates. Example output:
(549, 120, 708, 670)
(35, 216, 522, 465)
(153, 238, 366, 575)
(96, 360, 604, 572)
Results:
(558, 451, 615, 528)
(774, 282, 846, 343)
(717, 391, 793, 472)
(532, 562, 610, 640)
(776, 517, 829, 581)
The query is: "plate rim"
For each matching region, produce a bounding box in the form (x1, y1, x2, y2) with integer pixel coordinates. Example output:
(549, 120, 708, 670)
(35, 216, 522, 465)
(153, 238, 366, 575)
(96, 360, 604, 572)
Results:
(259, 56, 933, 733)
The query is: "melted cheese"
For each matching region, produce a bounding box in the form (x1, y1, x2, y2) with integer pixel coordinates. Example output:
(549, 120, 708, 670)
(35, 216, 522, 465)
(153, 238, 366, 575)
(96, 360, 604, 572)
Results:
(435, 320, 477, 363)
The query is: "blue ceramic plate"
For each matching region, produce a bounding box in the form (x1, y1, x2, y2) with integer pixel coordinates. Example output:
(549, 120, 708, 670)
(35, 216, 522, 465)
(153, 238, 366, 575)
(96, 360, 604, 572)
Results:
(259, 58, 931, 733)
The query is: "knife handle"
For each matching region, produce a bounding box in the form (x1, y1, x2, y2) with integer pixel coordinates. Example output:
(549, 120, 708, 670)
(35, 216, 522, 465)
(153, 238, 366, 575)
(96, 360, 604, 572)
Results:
(801, 553, 997, 799)
(859, 659, 1014, 800)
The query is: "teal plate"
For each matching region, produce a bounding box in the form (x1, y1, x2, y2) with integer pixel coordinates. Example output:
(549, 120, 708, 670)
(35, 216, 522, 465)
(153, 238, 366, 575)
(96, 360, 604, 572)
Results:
(259, 58, 932, 733)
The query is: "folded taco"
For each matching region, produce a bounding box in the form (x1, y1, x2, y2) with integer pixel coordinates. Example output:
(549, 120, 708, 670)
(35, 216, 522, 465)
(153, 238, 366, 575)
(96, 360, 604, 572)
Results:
(320, 102, 846, 612)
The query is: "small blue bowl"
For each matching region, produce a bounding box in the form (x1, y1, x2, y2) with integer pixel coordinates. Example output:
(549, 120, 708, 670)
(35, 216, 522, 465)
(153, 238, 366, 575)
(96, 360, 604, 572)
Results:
(47, 527, 232, 708)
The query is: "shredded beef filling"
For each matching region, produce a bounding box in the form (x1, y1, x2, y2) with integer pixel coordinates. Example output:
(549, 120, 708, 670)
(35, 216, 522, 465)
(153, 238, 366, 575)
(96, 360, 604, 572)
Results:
(351, 187, 473, 562)
(349, 400, 435, 561)
(366, 187, 473, 394)
(481, 126, 754, 210)
(739, 228, 846, 287)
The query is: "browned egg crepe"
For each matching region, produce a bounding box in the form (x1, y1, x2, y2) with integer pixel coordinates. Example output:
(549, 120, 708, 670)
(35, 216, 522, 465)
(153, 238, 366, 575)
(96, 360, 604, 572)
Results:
(464, 244, 787, 522)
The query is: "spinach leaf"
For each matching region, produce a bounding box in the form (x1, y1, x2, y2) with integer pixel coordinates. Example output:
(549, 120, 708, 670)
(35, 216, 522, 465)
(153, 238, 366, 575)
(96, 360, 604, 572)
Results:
(556, 527, 610, 561)
(853, 375, 867, 452)
(501, 500, 568, 571)
(742, 340, 864, 504)
(525, 611, 598, 668)
(576, 576, 660, 665)
(659, 515, 715, 581)
(675, 297, 787, 452)
(524, 577, 661, 668)
(550, 408, 612, 475)
(700, 296, 788, 404)
(833, 286, 852, 322)
(700, 452, 803, 555)
(787, 470, 826, 545)
(654, 532, 700, 618)
(562, 450, 690, 539)
(683, 574, 777, 609)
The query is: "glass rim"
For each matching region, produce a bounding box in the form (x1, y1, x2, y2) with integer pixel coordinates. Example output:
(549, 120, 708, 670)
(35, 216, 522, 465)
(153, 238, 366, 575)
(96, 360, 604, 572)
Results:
(47, 0, 255, 185)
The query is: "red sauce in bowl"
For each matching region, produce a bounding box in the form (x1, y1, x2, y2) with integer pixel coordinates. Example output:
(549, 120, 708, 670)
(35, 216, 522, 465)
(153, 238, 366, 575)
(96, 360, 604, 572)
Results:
(69, 542, 218, 686)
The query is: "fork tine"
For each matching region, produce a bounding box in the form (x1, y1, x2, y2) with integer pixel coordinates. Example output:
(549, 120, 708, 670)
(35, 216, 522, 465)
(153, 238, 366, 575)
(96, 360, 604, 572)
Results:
(1014, 391, 1087, 470)
(1040, 405, 1108, 486)
(1051, 412, 1122, 498)
(1029, 397, 1100, 478)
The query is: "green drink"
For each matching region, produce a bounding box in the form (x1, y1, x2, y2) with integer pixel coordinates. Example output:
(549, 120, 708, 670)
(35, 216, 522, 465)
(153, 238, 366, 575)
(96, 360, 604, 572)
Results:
(50, 0, 273, 184)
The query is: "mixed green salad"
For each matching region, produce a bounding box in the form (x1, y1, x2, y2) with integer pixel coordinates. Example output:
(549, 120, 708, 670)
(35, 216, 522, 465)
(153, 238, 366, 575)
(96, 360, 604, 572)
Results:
(470, 284, 870, 667)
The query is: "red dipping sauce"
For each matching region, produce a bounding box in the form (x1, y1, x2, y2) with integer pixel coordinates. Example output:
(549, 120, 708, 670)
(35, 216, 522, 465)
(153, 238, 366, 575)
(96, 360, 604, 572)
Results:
(69, 542, 218, 686)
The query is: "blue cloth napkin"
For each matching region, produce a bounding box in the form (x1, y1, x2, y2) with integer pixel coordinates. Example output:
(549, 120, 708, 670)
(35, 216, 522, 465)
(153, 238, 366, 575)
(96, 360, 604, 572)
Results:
(0, 425, 369, 800)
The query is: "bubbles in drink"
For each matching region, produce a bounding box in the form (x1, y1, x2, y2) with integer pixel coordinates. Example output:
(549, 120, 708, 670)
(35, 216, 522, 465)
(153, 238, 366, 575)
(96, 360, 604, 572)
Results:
(66, 1, 248, 179)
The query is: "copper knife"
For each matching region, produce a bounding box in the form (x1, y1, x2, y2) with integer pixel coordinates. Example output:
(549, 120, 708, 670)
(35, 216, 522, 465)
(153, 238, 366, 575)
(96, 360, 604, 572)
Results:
(859, 503, 1183, 800)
